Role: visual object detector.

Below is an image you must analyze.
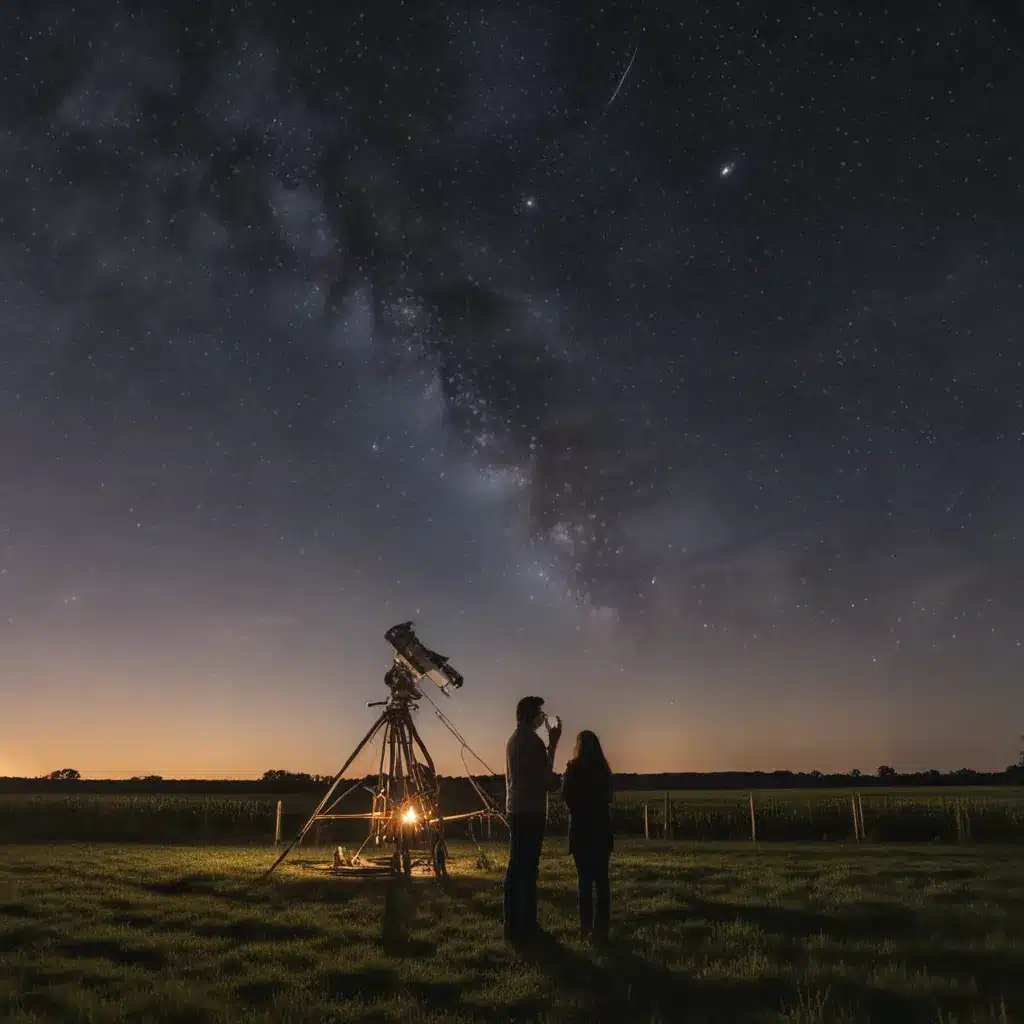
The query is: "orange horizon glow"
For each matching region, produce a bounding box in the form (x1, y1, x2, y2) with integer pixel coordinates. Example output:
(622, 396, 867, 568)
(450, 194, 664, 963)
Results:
(3, 621, 1021, 784)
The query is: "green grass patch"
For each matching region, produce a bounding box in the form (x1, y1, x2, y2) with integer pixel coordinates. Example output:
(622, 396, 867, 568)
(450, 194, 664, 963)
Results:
(1, 840, 1022, 1022)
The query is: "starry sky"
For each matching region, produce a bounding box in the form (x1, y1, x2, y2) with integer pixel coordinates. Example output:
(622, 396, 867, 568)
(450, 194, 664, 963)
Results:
(1, 2, 1022, 780)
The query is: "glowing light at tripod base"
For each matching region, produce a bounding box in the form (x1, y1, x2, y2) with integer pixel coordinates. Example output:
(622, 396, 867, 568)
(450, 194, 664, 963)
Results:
(401, 805, 418, 825)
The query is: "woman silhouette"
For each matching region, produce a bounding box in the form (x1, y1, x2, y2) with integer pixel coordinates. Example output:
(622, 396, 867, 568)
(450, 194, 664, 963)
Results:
(561, 730, 614, 942)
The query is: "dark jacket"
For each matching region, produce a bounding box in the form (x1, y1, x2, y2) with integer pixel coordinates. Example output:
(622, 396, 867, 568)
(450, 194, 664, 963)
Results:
(562, 758, 614, 856)
(505, 724, 560, 817)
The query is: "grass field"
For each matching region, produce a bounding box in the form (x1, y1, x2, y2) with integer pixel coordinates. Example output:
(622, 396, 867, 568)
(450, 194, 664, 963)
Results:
(2, 840, 1023, 1023)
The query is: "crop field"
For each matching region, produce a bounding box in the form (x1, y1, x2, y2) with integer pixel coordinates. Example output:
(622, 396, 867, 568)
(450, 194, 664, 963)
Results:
(3, 788, 1024, 845)
(609, 788, 1024, 843)
(2, 840, 1023, 1023)
(614, 787, 1024, 804)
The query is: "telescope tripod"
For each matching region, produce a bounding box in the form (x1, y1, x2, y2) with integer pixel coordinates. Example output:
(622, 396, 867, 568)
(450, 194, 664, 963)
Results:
(264, 680, 498, 879)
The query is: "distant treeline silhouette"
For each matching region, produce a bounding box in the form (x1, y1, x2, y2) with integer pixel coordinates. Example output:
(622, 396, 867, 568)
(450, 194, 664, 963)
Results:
(2, 764, 1021, 796)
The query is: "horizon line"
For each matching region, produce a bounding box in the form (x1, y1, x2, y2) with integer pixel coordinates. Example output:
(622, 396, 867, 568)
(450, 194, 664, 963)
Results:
(6, 765, 1019, 783)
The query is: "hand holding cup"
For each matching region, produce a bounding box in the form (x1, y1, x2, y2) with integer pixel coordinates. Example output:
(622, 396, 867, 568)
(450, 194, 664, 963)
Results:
(546, 714, 562, 748)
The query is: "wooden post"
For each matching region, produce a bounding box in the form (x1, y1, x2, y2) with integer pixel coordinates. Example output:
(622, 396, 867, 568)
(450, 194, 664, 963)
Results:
(274, 800, 283, 845)
(643, 802, 649, 840)
(857, 792, 865, 840)
(851, 794, 860, 841)
(487, 815, 492, 840)
(962, 801, 971, 841)
(663, 791, 671, 839)
(748, 793, 757, 841)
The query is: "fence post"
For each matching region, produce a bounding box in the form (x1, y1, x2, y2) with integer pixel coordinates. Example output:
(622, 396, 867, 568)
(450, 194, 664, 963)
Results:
(954, 799, 970, 842)
(487, 815, 492, 841)
(274, 800, 283, 845)
(643, 803, 649, 840)
(851, 795, 860, 841)
(664, 791, 671, 839)
(749, 792, 757, 841)
(857, 792, 865, 840)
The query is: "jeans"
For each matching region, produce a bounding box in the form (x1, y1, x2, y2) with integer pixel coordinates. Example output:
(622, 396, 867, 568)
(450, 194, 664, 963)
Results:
(503, 813, 546, 933)
(572, 847, 611, 936)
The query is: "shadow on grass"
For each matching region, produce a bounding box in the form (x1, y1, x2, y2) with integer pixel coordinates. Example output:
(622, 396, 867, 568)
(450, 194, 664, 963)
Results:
(380, 877, 435, 957)
(407, 979, 466, 1008)
(106, 911, 166, 930)
(234, 978, 289, 1009)
(192, 919, 323, 943)
(15, 989, 70, 1020)
(504, 925, 803, 1023)
(0, 925, 52, 953)
(440, 875, 1014, 1024)
(320, 965, 397, 1000)
(0, 902, 43, 920)
(438, 875, 503, 927)
(148, 873, 221, 895)
(121, 867, 371, 908)
(98, 896, 135, 912)
(437, 877, 678, 1021)
(264, 876, 376, 906)
(531, 928, 984, 1024)
(57, 937, 167, 970)
(626, 895, 1024, 1022)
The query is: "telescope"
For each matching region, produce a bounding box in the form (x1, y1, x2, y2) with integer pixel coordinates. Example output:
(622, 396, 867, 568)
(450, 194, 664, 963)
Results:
(385, 621, 464, 696)
(264, 619, 500, 881)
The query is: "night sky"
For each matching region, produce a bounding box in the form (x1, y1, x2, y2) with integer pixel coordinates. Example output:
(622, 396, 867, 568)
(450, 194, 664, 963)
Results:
(1, 2, 1021, 779)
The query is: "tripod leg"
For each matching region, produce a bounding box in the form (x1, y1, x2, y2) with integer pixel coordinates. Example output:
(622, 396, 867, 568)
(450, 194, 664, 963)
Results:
(384, 721, 399, 847)
(391, 723, 415, 875)
(407, 717, 440, 798)
(322, 774, 379, 817)
(263, 712, 388, 879)
(432, 835, 448, 878)
(406, 716, 448, 877)
(367, 719, 390, 853)
(396, 725, 424, 799)
(400, 830, 412, 876)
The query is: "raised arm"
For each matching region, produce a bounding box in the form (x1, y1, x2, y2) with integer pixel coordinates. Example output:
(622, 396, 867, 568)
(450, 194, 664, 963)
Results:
(561, 761, 578, 808)
(544, 723, 562, 792)
(531, 736, 557, 792)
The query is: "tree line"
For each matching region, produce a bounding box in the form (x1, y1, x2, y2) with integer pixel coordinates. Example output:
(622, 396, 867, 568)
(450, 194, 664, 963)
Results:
(6, 760, 1022, 793)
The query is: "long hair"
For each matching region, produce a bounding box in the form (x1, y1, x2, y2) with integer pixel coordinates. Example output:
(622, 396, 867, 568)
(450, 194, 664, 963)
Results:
(570, 730, 610, 776)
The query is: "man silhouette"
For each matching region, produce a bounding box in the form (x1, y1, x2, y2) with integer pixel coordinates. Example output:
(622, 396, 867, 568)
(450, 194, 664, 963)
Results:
(503, 695, 562, 941)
